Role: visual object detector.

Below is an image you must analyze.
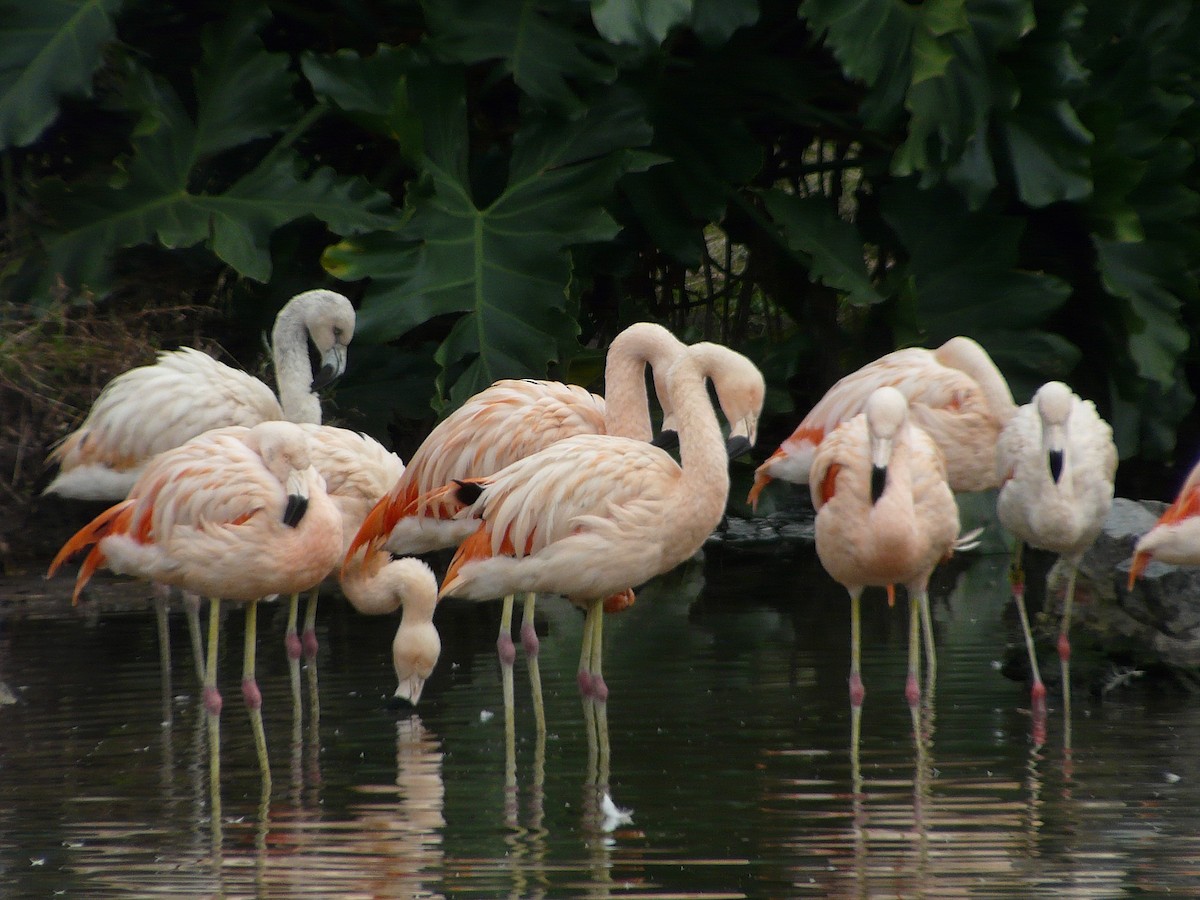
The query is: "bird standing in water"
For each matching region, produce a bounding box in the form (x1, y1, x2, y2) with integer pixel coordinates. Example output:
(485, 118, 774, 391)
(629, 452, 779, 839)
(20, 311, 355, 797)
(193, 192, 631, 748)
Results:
(48, 421, 343, 789)
(810, 386, 960, 782)
(996, 380, 1116, 740)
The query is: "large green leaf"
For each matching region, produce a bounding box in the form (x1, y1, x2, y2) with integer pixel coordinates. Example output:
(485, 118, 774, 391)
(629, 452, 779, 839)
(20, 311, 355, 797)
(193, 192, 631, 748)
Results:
(761, 190, 882, 308)
(30, 6, 393, 298)
(881, 181, 1071, 342)
(590, 0, 693, 48)
(424, 0, 614, 112)
(300, 46, 424, 163)
(1095, 237, 1191, 387)
(325, 84, 654, 410)
(0, 0, 122, 150)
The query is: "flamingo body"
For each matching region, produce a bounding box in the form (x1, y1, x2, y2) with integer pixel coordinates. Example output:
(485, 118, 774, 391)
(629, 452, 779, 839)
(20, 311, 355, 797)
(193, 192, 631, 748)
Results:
(48, 422, 343, 603)
(812, 387, 960, 602)
(996, 382, 1117, 569)
(44, 289, 356, 501)
(750, 336, 1016, 507)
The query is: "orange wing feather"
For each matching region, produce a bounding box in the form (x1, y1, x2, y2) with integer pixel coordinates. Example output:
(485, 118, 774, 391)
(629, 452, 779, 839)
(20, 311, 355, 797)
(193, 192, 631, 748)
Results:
(818, 462, 842, 505)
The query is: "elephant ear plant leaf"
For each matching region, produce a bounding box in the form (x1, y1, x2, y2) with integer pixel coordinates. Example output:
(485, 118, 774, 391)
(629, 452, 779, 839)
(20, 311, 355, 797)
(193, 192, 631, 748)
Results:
(325, 75, 655, 412)
(24, 4, 391, 302)
(0, 0, 123, 150)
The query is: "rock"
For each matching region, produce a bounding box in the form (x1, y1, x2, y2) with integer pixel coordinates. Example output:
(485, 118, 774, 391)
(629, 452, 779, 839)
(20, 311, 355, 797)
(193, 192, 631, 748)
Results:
(1062, 498, 1200, 671)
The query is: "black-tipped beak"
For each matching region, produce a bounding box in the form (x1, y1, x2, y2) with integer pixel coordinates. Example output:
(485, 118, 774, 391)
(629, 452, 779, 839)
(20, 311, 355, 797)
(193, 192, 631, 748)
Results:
(725, 435, 753, 460)
(311, 363, 339, 391)
(282, 494, 308, 528)
(651, 429, 680, 451)
(870, 464, 887, 504)
(1048, 449, 1064, 484)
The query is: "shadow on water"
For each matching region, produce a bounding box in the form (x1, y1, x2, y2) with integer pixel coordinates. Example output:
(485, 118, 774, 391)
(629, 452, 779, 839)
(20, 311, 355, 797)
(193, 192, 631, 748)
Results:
(3, 529, 1200, 896)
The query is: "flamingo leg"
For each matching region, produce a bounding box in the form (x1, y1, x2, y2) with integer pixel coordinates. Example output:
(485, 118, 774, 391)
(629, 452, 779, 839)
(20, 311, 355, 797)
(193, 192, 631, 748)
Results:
(918, 587, 936, 691)
(285, 593, 302, 714)
(521, 592, 546, 735)
(1059, 563, 1078, 756)
(848, 588, 864, 708)
(184, 593, 205, 685)
(204, 598, 223, 716)
(497, 593, 517, 669)
(589, 600, 608, 703)
(577, 603, 597, 697)
(905, 589, 921, 708)
(302, 587, 319, 659)
(1009, 541, 1047, 706)
(241, 599, 271, 785)
(153, 588, 171, 683)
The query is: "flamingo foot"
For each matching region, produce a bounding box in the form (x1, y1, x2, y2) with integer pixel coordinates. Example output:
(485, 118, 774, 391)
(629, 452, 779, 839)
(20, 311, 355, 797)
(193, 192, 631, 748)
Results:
(497, 632, 517, 668)
(848, 672, 865, 708)
(1057, 632, 1071, 663)
(577, 669, 593, 697)
(591, 674, 609, 703)
(1030, 688, 1048, 747)
(285, 631, 302, 661)
(302, 628, 319, 660)
(520, 621, 539, 657)
(905, 673, 920, 708)
(241, 677, 262, 711)
(203, 686, 223, 717)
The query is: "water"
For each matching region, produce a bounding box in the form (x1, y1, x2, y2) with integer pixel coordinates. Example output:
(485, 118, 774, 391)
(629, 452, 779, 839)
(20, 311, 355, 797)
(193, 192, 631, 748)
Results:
(3, 540, 1200, 898)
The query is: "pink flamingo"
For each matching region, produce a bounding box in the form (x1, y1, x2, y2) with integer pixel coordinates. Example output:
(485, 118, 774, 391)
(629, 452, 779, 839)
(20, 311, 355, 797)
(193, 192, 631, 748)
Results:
(810, 386, 960, 720)
(339, 549, 441, 706)
(749, 336, 1016, 508)
(48, 421, 343, 786)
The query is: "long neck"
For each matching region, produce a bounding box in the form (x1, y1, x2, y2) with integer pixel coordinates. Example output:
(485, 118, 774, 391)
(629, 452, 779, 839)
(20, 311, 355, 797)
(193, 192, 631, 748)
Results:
(272, 303, 320, 423)
(668, 351, 731, 541)
(603, 324, 684, 440)
(943, 338, 1018, 423)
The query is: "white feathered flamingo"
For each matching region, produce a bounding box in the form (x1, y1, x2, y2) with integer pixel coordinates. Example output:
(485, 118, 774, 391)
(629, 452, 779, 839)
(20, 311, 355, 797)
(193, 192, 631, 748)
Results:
(48, 421, 344, 785)
(749, 336, 1016, 508)
(43, 289, 356, 500)
(996, 381, 1116, 735)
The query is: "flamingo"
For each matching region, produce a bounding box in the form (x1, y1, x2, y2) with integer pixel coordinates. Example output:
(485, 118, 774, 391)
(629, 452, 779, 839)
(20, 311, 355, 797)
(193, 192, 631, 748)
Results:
(339, 550, 440, 706)
(47, 421, 343, 787)
(42, 288, 354, 683)
(434, 344, 753, 707)
(811, 386, 960, 717)
(1129, 456, 1200, 582)
(749, 336, 1017, 508)
(996, 381, 1116, 735)
(344, 323, 764, 729)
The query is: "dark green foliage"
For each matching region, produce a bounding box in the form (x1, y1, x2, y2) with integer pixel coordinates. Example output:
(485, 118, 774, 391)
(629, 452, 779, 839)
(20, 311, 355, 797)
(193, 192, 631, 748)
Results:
(3, 0, 1199, 483)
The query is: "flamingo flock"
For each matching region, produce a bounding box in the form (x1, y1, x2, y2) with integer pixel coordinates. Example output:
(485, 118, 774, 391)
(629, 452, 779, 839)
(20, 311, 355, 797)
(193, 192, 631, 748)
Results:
(42, 295, 1196, 818)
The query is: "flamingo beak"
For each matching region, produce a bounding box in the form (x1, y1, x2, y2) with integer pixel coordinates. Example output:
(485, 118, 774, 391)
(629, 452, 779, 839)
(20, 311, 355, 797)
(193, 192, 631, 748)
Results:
(1128, 550, 1151, 589)
(312, 345, 347, 390)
